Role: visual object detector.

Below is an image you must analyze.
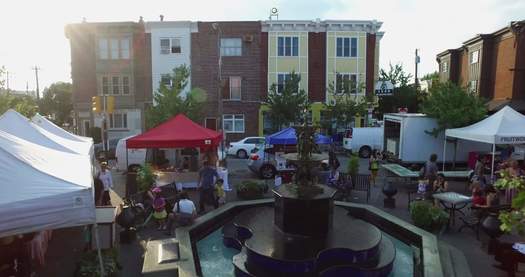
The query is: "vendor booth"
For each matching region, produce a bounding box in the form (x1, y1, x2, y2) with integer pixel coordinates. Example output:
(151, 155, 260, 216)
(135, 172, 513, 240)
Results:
(126, 114, 223, 190)
(444, 106, 525, 178)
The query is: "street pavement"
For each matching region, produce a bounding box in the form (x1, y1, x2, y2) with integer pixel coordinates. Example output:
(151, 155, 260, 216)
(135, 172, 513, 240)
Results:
(36, 155, 522, 277)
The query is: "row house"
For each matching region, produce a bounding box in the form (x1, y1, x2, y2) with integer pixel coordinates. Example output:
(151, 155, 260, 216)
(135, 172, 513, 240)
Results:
(66, 18, 383, 142)
(436, 20, 525, 112)
(65, 21, 152, 139)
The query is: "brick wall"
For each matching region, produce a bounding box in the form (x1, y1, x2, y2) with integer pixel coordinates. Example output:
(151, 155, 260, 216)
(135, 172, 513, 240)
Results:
(67, 24, 97, 104)
(458, 50, 469, 87)
(366, 33, 377, 96)
(513, 28, 525, 99)
(191, 21, 263, 141)
(308, 32, 326, 102)
(490, 35, 516, 100)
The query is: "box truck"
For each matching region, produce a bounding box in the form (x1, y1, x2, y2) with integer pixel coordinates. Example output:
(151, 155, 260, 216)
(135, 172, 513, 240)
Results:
(383, 113, 490, 164)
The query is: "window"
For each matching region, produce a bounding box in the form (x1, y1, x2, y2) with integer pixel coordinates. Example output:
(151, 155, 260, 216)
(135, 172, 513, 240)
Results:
(220, 38, 242, 56)
(160, 38, 181, 54)
(244, 138, 259, 144)
(112, 76, 120, 94)
(110, 39, 119, 59)
(223, 114, 244, 133)
(336, 73, 358, 94)
(277, 36, 299, 56)
(336, 37, 357, 57)
(120, 39, 130, 59)
(109, 112, 127, 129)
(161, 74, 172, 87)
(98, 39, 108, 59)
(441, 61, 448, 73)
(471, 50, 479, 64)
(229, 76, 241, 100)
(122, 76, 130, 95)
(277, 73, 292, 94)
(470, 80, 477, 93)
(102, 77, 109, 95)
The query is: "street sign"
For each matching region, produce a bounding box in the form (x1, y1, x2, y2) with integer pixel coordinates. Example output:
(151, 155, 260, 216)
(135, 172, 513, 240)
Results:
(375, 81, 394, 96)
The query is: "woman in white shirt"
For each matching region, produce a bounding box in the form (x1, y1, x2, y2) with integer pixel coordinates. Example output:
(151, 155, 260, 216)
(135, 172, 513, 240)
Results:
(166, 191, 196, 236)
(98, 162, 113, 206)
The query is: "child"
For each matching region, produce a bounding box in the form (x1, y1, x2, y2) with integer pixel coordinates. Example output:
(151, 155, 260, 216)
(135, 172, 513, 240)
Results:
(471, 181, 486, 206)
(151, 187, 167, 230)
(215, 179, 226, 205)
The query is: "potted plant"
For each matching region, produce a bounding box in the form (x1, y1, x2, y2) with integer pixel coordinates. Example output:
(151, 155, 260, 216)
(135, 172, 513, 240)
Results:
(136, 163, 155, 194)
(495, 171, 525, 234)
(75, 248, 121, 277)
(347, 154, 360, 184)
(235, 181, 268, 200)
(410, 201, 449, 234)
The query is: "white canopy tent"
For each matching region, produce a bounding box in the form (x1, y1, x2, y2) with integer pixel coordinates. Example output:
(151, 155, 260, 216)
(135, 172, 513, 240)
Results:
(31, 113, 93, 143)
(0, 110, 94, 159)
(0, 130, 96, 237)
(444, 106, 525, 178)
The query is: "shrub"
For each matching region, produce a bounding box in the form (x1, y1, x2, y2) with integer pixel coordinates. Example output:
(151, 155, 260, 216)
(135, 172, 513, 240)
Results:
(137, 163, 155, 192)
(235, 181, 268, 200)
(409, 201, 449, 232)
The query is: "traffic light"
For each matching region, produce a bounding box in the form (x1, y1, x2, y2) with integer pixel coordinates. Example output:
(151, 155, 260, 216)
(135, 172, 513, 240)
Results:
(91, 96, 101, 113)
(106, 96, 115, 114)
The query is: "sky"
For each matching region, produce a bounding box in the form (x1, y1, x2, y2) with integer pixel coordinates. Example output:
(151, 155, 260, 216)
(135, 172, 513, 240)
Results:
(0, 0, 524, 92)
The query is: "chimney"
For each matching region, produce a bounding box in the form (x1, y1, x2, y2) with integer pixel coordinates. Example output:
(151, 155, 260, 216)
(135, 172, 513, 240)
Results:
(160, 15, 164, 22)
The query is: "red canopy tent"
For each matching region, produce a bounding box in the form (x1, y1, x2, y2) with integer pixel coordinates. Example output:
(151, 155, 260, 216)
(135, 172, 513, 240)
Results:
(126, 114, 222, 149)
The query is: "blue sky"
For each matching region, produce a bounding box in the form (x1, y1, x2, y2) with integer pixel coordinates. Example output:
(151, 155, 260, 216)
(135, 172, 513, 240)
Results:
(0, 0, 523, 91)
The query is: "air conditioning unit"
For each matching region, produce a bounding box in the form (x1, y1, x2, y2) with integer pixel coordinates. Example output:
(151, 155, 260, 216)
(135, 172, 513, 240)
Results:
(243, 35, 254, 42)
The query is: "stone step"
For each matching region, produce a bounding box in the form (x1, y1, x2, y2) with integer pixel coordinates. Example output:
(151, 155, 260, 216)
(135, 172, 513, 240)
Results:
(439, 241, 472, 277)
(233, 248, 255, 277)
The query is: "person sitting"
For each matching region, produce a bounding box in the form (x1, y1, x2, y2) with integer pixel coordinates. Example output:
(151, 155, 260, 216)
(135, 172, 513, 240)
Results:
(327, 166, 340, 188)
(476, 185, 500, 208)
(151, 187, 167, 231)
(471, 181, 486, 207)
(166, 191, 197, 236)
(433, 173, 449, 193)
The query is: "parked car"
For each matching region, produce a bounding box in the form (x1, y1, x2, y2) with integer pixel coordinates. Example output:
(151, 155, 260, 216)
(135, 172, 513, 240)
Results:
(94, 138, 120, 160)
(248, 144, 328, 179)
(227, 137, 266, 159)
(343, 127, 384, 158)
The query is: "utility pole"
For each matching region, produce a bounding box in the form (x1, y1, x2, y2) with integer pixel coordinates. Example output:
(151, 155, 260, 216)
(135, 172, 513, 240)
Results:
(6, 71, 9, 90)
(32, 66, 40, 99)
(414, 49, 420, 89)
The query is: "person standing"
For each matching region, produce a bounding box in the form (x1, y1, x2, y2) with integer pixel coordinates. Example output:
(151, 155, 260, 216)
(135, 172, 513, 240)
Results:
(98, 162, 113, 206)
(421, 154, 438, 187)
(369, 150, 380, 185)
(198, 161, 219, 214)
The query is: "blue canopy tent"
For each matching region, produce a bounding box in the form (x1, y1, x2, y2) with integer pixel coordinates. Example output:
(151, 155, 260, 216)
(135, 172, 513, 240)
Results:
(265, 127, 332, 145)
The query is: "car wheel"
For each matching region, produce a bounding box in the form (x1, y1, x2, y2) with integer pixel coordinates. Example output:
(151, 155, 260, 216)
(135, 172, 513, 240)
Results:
(237, 149, 248, 159)
(359, 146, 372, 158)
(260, 164, 276, 179)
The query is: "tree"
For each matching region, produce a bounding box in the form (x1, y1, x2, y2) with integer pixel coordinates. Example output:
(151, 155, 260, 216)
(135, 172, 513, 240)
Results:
(0, 93, 38, 117)
(379, 63, 412, 87)
(322, 77, 367, 134)
(38, 82, 73, 126)
(421, 82, 486, 135)
(0, 66, 6, 89)
(376, 64, 421, 117)
(146, 65, 206, 129)
(266, 72, 309, 131)
(421, 71, 439, 82)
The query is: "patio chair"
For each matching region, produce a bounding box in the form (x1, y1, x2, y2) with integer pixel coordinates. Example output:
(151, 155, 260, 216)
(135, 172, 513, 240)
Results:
(351, 174, 371, 203)
(458, 204, 511, 240)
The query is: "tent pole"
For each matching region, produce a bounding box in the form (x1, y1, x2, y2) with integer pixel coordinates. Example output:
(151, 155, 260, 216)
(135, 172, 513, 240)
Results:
(491, 143, 496, 181)
(94, 223, 106, 277)
(126, 148, 129, 170)
(442, 136, 447, 171)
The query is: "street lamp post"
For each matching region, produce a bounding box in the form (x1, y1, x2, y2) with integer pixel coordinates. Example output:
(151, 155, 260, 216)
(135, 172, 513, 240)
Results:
(212, 23, 226, 163)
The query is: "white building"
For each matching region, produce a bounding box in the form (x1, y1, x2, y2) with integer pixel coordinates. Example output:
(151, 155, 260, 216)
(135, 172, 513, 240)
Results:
(145, 21, 198, 101)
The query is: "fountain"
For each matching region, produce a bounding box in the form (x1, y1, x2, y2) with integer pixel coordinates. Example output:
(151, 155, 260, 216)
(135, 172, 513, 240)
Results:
(222, 123, 396, 276)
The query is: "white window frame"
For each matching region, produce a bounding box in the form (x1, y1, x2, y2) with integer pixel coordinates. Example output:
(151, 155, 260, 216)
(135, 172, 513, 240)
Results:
(229, 76, 242, 100)
(99, 37, 130, 60)
(470, 80, 478, 93)
(112, 76, 120, 95)
(442, 61, 448, 73)
(223, 114, 245, 133)
(98, 39, 108, 59)
(470, 50, 479, 64)
(160, 74, 172, 87)
(160, 38, 181, 54)
(335, 73, 359, 94)
(336, 37, 358, 58)
(109, 112, 128, 130)
(277, 36, 299, 57)
(276, 73, 292, 94)
(220, 38, 242, 56)
(120, 38, 130, 59)
(100, 75, 132, 96)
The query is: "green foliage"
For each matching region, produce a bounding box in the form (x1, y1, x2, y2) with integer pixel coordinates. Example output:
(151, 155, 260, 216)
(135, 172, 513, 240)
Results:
(323, 77, 367, 130)
(235, 180, 268, 200)
(376, 63, 422, 117)
(0, 92, 38, 117)
(266, 71, 309, 131)
(137, 163, 155, 192)
(146, 65, 206, 129)
(421, 71, 439, 82)
(380, 63, 412, 87)
(347, 154, 360, 176)
(38, 82, 73, 126)
(76, 248, 120, 277)
(0, 66, 5, 89)
(421, 82, 487, 136)
(495, 171, 525, 235)
(410, 201, 449, 232)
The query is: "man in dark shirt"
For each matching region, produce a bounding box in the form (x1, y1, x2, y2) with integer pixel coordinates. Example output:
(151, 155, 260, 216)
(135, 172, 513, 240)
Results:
(198, 161, 219, 213)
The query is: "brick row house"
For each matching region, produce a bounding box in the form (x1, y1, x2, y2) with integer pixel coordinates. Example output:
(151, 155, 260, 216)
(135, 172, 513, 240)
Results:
(66, 19, 383, 142)
(436, 20, 525, 112)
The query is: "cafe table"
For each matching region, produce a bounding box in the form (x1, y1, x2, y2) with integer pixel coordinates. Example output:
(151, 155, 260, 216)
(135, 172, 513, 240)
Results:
(432, 192, 472, 227)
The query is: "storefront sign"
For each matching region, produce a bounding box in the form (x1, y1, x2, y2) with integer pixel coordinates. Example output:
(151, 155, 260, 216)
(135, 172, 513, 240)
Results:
(498, 137, 525, 144)
(375, 81, 394, 96)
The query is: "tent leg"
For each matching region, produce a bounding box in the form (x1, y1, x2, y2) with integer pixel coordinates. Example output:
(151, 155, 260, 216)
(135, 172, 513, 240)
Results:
(94, 223, 106, 277)
(491, 144, 496, 181)
(126, 148, 129, 170)
(442, 137, 447, 171)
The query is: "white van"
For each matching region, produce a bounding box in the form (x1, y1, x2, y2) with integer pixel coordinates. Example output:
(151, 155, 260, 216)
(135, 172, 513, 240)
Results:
(343, 127, 384, 158)
(116, 136, 147, 171)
